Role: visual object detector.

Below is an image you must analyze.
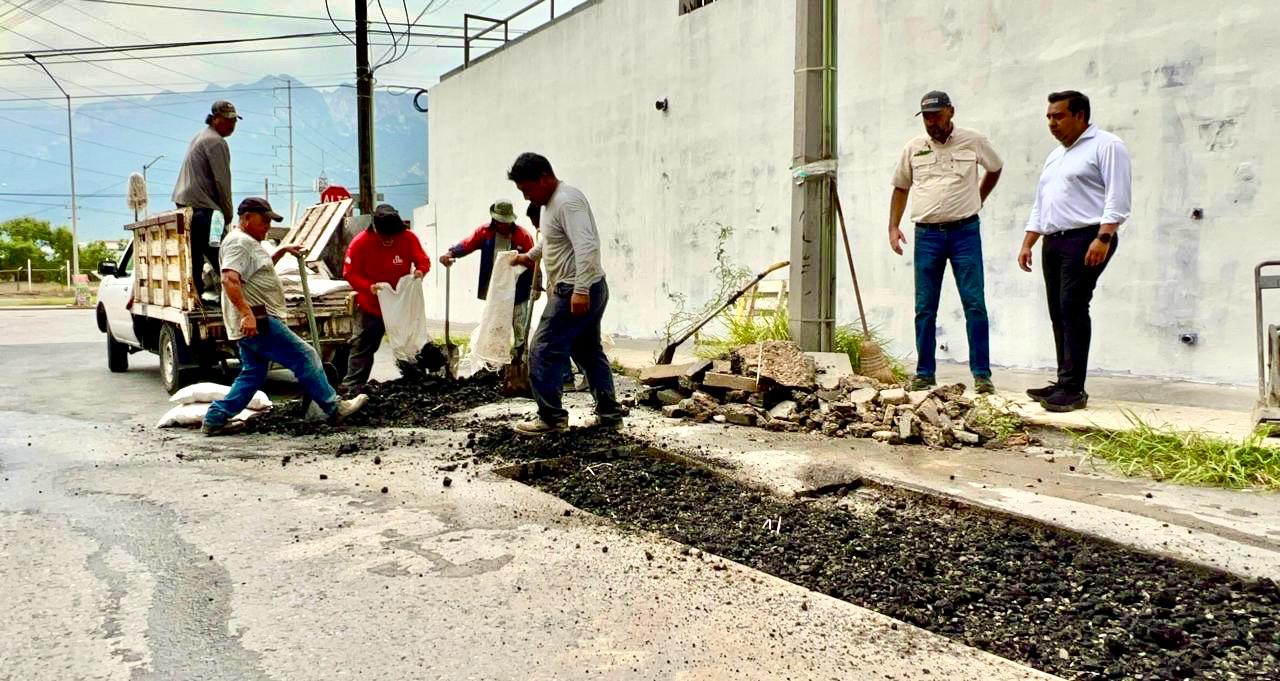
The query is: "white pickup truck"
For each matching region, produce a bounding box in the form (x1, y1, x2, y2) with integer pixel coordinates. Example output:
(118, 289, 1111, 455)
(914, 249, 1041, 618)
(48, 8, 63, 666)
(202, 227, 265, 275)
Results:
(96, 205, 356, 393)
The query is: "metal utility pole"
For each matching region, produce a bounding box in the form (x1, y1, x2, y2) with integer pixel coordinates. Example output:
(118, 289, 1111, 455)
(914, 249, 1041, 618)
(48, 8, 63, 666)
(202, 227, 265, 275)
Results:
(142, 155, 163, 217)
(788, 0, 837, 351)
(356, 0, 375, 214)
(264, 178, 270, 201)
(26, 54, 80, 282)
(287, 79, 295, 225)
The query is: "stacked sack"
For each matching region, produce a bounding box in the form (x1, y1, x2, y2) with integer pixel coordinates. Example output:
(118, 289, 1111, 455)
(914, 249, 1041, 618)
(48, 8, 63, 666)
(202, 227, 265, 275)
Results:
(156, 383, 273, 428)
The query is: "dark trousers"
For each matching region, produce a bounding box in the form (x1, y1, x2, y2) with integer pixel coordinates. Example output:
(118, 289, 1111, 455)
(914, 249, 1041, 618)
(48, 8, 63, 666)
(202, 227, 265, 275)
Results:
(913, 220, 991, 379)
(342, 309, 385, 390)
(1041, 226, 1117, 393)
(530, 279, 620, 424)
(186, 207, 220, 297)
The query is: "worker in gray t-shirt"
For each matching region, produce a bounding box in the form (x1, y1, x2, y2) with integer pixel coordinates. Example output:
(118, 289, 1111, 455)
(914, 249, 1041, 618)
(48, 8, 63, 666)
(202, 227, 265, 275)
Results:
(172, 100, 238, 300)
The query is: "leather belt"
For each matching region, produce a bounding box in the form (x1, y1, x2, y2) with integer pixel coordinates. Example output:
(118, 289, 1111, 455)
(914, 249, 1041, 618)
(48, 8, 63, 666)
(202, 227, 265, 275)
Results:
(916, 214, 979, 231)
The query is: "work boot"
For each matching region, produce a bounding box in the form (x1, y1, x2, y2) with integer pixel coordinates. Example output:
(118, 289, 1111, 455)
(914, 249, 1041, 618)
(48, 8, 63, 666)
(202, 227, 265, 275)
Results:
(514, 416, 569, 436)
(333, 394, 369, 424)
(910, 375, 936, 391)
(583, 415, 624, 430)
(1039, 388, 1088, 413)
(201, 420, 246, 437)
(1025, 383, 1057, 400)
(974, 377, 996, 395)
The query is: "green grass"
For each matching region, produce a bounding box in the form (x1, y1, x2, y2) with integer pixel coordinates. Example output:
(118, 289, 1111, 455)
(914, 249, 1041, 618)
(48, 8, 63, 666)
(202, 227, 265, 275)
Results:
(1075, 413, 1280, 490)
(0, 296, 76, 307)
(969, 395, 1026, 440)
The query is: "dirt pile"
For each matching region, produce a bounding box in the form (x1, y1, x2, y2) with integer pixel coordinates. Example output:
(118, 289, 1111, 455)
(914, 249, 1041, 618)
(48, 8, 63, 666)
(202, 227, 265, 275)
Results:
(639, 347, 1022, 448)
(530, 453, 1280, 680)
(248, 372, 504, 435)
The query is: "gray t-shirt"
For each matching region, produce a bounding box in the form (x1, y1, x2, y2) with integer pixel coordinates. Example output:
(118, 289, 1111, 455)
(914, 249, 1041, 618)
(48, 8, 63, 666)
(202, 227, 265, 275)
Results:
(528, 182, 605, 295)
(172, 126, 234, 222)
(220, 228, 287, 340)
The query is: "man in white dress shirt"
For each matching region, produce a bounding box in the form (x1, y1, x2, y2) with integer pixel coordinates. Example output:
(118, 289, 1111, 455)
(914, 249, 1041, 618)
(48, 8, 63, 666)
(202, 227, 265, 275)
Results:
(1018, 91, 1132, 412)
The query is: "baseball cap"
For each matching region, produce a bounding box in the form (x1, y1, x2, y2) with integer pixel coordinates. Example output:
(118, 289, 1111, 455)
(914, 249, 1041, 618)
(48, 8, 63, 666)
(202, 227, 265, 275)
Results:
(211, 100, 243, 120)
(372, 203, 406, 234)
(916, 90, 952, 115)
(490, 200, 517, 224)
(236, 197, 282, 222)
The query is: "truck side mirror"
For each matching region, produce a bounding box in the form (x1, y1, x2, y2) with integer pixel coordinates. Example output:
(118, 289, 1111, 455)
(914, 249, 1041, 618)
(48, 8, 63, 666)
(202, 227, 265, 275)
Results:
(98, 261, 117, 276)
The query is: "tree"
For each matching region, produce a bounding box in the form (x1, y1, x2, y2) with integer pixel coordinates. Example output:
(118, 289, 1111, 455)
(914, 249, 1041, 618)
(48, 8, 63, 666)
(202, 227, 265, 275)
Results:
(77, 241, 113, 275)
(0, 217, 57, 276)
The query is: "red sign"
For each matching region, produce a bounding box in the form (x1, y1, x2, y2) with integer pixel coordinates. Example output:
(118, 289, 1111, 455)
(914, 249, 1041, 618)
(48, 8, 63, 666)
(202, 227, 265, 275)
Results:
(320, 185, 351, 203)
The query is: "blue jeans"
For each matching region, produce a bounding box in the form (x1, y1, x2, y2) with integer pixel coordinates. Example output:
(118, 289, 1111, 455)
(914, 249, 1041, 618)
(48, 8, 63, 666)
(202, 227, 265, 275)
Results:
(204, 317, 338, 427)
(913, 220, 991, 380)
(530, 279, 620, 424)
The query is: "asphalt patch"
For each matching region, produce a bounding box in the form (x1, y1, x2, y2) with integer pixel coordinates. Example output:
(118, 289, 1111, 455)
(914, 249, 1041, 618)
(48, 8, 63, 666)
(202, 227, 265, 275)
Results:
(527, 454, 1280, 680)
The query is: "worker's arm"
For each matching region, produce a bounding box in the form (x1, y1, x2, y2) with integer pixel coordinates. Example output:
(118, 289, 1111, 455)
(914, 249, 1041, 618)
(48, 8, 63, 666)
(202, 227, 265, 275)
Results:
(979, 169, 1002, 204)
(977, 134, 1004, 205)
(1086, 139, 1132, 267)
(562, 197, 602, 315)
(441, 225, 487, 266)
(271, 244, 303, 265)
(221, 270, 257, 337)
(342, 235, 379, 294)
(406, 232, 431, 278)
(888, 186, 910, 256)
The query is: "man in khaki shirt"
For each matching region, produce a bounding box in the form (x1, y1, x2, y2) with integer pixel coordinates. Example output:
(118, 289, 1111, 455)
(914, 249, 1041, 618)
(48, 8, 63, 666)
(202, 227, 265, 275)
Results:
(889, 90, 1003, 394)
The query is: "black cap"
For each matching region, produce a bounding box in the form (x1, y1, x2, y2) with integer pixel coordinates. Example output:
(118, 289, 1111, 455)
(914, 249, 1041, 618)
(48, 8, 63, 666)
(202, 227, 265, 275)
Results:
(372, 203, 406, 234)
(236, 197, 283, 222)
(916, 90, 952, 115)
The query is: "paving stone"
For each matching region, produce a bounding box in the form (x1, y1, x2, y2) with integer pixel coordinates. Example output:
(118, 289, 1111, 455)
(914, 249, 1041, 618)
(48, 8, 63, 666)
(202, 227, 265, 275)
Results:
(848, 387, 879, 407)
(640, 362, 698, 386)
(703, 372, 760, 392)
(807, 351, 855, 390)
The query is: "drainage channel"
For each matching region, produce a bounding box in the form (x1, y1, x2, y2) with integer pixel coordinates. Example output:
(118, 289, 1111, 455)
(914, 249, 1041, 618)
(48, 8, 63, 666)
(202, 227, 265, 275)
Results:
(495, 442, 1280, 681)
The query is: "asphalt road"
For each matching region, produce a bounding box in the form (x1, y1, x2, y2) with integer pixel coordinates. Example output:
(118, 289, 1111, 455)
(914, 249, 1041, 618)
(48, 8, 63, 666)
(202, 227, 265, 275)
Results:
(0, 309, 1051, 680)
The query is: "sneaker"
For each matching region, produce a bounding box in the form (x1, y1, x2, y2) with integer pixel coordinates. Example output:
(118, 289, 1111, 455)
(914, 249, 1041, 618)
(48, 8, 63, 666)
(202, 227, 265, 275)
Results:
(910, 375, 937, 391)
(513, 417, 569, 436)
(974, 377, 996, 395)
(333, 394, 369, 424)
(1039, 388, 1088, 413)
(201, 420, 246, 437)
(1026, 383, 1057, 400)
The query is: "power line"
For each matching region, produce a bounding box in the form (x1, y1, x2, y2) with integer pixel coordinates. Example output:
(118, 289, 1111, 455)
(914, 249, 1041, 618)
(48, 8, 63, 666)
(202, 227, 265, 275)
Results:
(0, 31, 347, 60)
(67, 0, 518, 33)
(0, 147, 132, 179)
(325, 0, 356, 47)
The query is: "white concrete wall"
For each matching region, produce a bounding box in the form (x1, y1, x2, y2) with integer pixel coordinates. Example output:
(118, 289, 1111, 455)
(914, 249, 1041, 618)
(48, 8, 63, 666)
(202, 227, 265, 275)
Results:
(428, 0, 1280, 385)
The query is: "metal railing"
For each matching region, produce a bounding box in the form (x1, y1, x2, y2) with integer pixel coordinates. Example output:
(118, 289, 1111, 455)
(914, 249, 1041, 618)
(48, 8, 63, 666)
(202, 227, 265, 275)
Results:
(464, 0, 557, 67)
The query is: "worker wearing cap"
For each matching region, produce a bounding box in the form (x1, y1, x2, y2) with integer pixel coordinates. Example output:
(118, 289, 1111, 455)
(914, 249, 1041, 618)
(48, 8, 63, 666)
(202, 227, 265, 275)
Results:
(439, 200, 536, 362)
(173, 100, 239, 300)
(341, 204, 432, 391)
(889, 90, 1003, 395)
(202, 197, 368, 436)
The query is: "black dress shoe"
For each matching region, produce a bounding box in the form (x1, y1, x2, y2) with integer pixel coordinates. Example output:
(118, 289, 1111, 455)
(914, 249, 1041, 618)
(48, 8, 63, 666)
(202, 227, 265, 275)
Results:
(1026, 383, 1057, 400)
(1039, 388, 1088, 413)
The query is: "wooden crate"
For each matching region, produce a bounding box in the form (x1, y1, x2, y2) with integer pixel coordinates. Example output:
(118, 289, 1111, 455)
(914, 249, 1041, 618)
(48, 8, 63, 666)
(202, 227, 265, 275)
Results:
(126, 209, 196, 311)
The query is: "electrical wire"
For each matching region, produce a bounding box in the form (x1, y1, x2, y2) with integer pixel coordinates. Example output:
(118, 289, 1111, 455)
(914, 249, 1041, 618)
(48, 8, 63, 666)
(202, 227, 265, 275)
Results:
(0, 31, 346, 59)
(373, 0, 400, 69)
(69, 0, 495, 32)
(325, 0, 356, 48)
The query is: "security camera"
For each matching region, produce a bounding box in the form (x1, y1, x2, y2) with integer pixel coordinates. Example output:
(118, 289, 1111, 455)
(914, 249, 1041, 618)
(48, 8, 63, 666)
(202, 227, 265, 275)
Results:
(655, 98, 669, 112)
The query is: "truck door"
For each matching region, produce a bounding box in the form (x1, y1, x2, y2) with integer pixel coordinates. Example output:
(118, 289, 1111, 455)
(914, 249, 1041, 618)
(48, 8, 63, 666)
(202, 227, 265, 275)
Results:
(100, 242, 140, 345)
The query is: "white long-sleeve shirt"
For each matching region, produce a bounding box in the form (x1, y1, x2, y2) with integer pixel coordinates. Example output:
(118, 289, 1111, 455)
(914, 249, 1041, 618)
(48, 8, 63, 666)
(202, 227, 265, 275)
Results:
(1025, 125, 1132, 235)
(528, 182, 605, 295)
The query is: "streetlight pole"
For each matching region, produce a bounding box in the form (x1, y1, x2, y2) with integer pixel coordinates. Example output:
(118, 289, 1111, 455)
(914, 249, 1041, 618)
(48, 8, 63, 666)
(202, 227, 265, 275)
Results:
(26, 53, 80, 282)
(142, 155, 164, 217)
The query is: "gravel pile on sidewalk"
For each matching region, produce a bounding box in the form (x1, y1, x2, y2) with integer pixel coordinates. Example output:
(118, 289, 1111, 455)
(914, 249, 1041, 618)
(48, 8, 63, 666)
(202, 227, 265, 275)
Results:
(639, 341, 1025, 448)
(531, 453, 1280, 680)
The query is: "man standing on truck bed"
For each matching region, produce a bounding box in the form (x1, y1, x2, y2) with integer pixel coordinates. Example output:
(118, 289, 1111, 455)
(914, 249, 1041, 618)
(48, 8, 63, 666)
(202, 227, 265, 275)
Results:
(202, 197, 368, 436)
(173, 100, 238, 301)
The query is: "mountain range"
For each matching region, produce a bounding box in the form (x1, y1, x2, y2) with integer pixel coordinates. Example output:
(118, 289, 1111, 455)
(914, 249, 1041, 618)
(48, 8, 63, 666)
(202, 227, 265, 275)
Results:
(0, 75, 428, 242)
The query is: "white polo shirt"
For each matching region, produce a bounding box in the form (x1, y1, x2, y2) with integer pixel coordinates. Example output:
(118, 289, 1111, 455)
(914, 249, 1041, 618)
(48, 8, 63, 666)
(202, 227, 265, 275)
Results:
(1025, 125, 1133, 235)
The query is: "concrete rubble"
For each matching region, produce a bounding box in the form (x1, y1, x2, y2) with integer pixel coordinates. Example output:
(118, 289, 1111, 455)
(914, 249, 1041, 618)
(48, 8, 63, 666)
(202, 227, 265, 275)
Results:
(640, 341, 1022, 449)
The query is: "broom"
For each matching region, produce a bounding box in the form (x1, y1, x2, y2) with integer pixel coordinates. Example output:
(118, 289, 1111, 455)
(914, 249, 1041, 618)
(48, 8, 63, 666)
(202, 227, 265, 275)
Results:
(833, 185, 898, 385)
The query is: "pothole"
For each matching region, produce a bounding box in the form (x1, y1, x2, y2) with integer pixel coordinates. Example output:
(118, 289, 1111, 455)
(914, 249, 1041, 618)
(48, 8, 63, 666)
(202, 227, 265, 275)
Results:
(498, 445, 1280, 680)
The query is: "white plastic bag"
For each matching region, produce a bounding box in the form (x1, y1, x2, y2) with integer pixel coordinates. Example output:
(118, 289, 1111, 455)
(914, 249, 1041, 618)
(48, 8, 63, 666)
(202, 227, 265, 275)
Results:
(458, 251, 527, 378)
(156, 403, 259, 428)
(376, 273, 433, 363)
(169, 382, 272, 411)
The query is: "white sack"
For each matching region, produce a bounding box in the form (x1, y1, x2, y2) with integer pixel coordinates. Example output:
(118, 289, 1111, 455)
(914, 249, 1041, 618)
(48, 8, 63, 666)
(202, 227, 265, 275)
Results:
(376, 273, 433, 363)
(457, 251, 527, 378)
(156, 403, 259, 428)
(169, 382, 272, 411)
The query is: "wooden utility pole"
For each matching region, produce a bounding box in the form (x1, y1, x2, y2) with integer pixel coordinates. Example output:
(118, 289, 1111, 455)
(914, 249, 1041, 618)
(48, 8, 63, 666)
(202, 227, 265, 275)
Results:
(356, 0, 375, 214)
(788, 0, 837, 352)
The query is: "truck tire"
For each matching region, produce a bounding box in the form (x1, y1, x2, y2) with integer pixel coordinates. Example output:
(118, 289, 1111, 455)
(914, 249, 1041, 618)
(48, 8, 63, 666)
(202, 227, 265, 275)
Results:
(107, 332, 129, 373)
(159, 323, 193, 395)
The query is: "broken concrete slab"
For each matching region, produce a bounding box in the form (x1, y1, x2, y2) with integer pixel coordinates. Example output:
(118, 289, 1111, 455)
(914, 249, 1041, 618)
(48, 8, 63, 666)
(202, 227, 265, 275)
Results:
(661, 405, 685, 419)
(656, 389, 686, 407)
(880, 388, 909, 406)
(838, 374, 880, 392)
(735, 341, 817, 389)
(848, 387, 878, 407)
(908, 390, 932, 407)
(640, 362, 698, 386)
(954, 429, 982, 445)
(768, 400, 800, 421)
(807, 352, 855, 391)
(684, 359, 714, 380)
(720, 404, 759, 427)
(711, 359, 732, 374)
(703, 372, 760, 392)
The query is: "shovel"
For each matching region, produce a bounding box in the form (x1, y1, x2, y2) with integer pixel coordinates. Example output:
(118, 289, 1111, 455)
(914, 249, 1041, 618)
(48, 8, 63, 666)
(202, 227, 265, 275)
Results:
(443, 265, 460, 378)
(502, 261, 539, 397)
(656, 260, 790, 365)
(295, 251, 339, 416)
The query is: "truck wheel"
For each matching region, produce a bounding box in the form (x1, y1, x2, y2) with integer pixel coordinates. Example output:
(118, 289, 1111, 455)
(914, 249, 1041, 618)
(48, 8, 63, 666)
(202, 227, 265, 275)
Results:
(159, 324, 192, 394)
(107, 332, 129, 373)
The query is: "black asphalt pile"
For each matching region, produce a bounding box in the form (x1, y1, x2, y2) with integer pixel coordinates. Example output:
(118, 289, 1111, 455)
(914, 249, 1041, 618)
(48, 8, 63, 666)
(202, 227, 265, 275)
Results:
(637, 341, 1026, 448)
(529, 453, 1280, 680)
(248, 372, 504, 435)
(461, 423, 643, 464)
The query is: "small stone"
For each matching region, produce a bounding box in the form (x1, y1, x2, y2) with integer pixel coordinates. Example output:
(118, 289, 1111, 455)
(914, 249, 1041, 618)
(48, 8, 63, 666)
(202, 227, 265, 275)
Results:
(380, 486, 389, 494)
(661, 405, 686, 419)
(319, 474, 328, 480)
(713, 414, 727, 424)
(872, 430, 895, 442)
(602, 546, 609, 554)
(768, 400, 800, 421)
(373, 455, 382, 465)
(656, 389, 686, 406)
(953, 429, 981, 445)
(443, 477, 453, 487)
(644, 550, 654, 561)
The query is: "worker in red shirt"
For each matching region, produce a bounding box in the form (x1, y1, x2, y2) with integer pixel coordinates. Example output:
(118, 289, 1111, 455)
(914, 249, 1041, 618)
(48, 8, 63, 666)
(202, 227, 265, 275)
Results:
(439, 200, 535, 363)
(341, 204, 430, 391)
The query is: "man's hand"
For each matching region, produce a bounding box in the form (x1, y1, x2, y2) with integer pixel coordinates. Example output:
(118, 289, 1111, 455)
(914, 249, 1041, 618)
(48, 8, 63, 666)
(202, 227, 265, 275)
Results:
(371, 282, 389, 294)
(239, 312, 258, 338)
(1085, 239, 1110, 267)
(276, 244, 304, 258)
(1018, 247, 1034, 273)
(570, 292, 589, 315)
(511, 254, 535, 270)
(413, 269, 426, 279)
(889, 227, 907, 256)
(439, 254, 455, 267)
(531, 286, 543, 302)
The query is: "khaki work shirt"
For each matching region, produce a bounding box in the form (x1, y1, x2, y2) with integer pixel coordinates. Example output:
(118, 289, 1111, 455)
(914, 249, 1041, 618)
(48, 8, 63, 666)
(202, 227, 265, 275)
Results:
(892, 126, 1002, 224)
(220, 228, 287, 341)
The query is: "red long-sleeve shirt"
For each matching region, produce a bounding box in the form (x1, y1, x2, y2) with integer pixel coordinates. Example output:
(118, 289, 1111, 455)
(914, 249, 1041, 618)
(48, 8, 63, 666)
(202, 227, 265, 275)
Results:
(343, 229, 431, 316)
